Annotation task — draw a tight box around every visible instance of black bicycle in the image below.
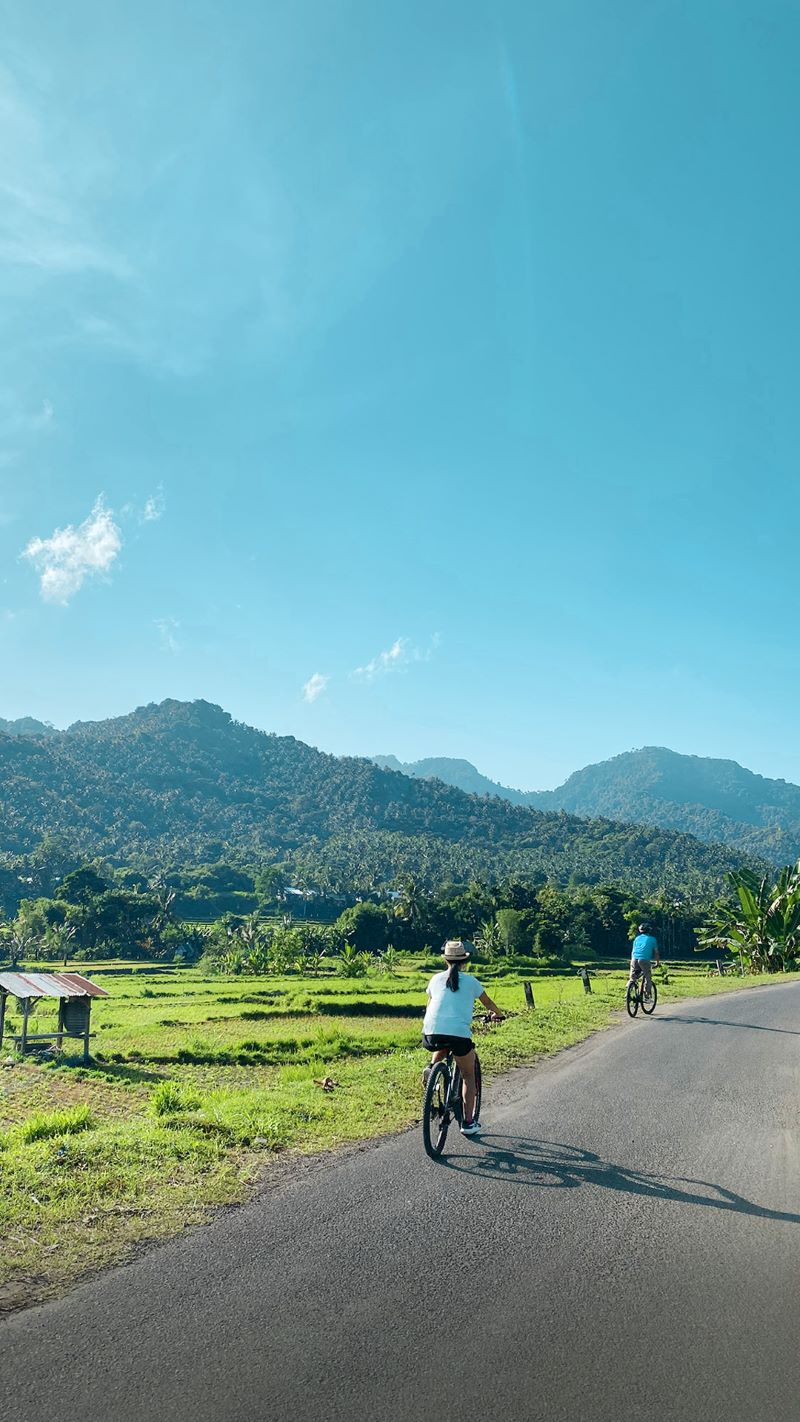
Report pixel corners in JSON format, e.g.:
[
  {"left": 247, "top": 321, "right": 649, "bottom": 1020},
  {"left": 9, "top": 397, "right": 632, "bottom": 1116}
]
[
  {"left": 422, "top": 1051, "right": 482, "bottom": 1159},
  {"left": 626, "top": 973, "right": 658, "bottom": 1018}
]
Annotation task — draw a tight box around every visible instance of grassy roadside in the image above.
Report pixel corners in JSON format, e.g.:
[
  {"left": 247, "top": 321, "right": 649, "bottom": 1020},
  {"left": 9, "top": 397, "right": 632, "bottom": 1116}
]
[{"left": 1, "top": 963, "right": 797, "bottom": 1315}]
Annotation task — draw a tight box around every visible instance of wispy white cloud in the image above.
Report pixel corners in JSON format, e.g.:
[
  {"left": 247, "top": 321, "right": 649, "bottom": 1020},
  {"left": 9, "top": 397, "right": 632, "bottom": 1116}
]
[
  {"left": 155, "top": 616, "right": 180, "bottom": 653},
  {"left": 143, "top": 487, "right": 165, "bottom": 522},
  {"left": 303, "top": 672, "right": 330, "bottom": 704},
  {"left": 22, "top": 497, "right": 122, "bottom": 604},
  {"left": 353, "top": 634, "right": 440, "bottom": 681},
  {"left": 0, "top": 63, "right": 130, "bottom": 283}
]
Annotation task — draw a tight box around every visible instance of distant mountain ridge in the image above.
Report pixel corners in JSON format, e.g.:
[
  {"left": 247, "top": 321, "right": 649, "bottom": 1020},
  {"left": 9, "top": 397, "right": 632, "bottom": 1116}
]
[
  {"left": 0, "top": 699, "right": 748, "bottom": 893},
  {"left": 0, "top": 716, "right": 58, "bottom": 737},
  {"left": 372, "top": 755, "right": 531, "bottom": 804},
  {"left": 372, "top": 747, "right": 800, "bottom": 864}
]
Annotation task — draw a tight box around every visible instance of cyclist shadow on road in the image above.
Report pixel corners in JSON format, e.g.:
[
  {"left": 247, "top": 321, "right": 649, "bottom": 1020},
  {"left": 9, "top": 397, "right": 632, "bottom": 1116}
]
[
  {"left": 441, "top": 1135, "right": 800, "bottom": 1224},
  {"left": 655, "top": 1014, "right": 800, "bottom": 1037}
]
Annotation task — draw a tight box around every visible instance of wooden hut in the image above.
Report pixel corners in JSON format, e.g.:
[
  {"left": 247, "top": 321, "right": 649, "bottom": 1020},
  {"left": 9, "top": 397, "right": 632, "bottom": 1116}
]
[{"left": 0, "top": 972, "right": 109, "bottom": 1062}]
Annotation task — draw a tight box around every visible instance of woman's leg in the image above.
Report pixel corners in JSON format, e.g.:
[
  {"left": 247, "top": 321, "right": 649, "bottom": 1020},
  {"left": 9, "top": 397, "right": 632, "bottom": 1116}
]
[{"left": 453, "top": 1047, "right": 477, "bottom": 1122}]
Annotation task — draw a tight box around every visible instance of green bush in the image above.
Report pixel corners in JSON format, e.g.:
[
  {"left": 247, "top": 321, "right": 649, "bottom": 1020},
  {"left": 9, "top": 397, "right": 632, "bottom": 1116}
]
[
  {"left": 16, "top": 1104, "right": 95, "bottom": 1143},
  {"left": 151, "top": 1081, "right": 200, "bottom": 1116}
]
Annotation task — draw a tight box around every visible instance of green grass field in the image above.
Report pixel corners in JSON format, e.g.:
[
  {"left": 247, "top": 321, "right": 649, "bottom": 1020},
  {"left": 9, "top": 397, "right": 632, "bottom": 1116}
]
[{"left": 1, "top": 959, "right": 795, "bottom": 1314}]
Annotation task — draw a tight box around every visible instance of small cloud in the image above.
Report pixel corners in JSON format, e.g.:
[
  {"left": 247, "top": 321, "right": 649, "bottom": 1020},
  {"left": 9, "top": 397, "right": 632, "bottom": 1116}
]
[
  {"left": 34, "top": 399, "right": 54, "bottom": 428},
  {"left": 155, "top": 616, "right": 180, "bottom": 653},
  {"left": 354, "top": 638, "right": 410, "bottom": 680},
  {"left": 121, "top": 487, "right": 166, "bottom": 525},
  {"left": 353, "top": 634, "right": 439, "bottom": 681},
  {"left": 22, "top": 497, "right": 122, "bottom": 604},
  {"left": 303, "top": 672, "right": 330, "bottom": 704},
  {"left": 143, "top": 487, "right": 165, "bottom": 522}
]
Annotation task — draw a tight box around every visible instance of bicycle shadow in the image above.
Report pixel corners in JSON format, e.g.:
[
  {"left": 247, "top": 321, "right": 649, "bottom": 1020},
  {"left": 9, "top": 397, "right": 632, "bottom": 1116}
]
[
  {"left": 441, "top": 1134, "right": 800, "bottom": 1224},
  {"left": 655, "top": 1014, "right": 800, "bottom": 1037}
]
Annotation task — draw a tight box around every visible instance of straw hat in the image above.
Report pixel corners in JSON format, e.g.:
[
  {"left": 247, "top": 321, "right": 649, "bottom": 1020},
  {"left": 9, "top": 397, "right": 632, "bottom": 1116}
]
[{"left": 442, "top": 939, "right": 471, "bottom": 962}]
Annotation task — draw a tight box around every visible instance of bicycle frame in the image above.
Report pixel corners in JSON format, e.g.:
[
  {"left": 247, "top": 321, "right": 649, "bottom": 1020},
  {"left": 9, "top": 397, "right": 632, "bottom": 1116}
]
[{"left": 422, "top": 1049, "right": 482, "bottom": 1158}]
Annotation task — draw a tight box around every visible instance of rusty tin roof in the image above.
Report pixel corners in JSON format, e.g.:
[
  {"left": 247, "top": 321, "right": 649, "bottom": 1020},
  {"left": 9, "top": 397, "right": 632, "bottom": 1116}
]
[{"left": 0, "top": 971, "right": 109, "bottom": 999}]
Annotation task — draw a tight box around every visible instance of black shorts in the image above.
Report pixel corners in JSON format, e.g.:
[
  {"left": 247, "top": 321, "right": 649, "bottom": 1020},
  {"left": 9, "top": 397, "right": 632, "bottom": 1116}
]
[{"left": 423, "top": 1033, "right": 474, "bottom": 1056}]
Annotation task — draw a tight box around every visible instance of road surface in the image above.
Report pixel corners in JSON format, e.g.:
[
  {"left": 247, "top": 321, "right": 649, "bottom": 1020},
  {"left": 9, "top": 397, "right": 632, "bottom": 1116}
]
[{"left": 3, "top": 982, "right": 800, "bottom": 1421}]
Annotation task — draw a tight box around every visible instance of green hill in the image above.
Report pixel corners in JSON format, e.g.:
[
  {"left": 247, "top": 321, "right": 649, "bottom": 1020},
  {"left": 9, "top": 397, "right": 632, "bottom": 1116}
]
[
  {"left": 529, "top": 746, "right": 800, "bottom": 864},
  {"left": 0, "top": 700, "right": 753, "bottom": 895},
  {"left": 374, "top": 746, "right": 800, "bottom": 865}
]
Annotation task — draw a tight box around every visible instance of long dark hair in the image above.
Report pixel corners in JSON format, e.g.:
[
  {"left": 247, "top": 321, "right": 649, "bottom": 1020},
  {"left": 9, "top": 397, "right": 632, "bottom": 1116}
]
[{"left": 445, "top": 962, "right": 461, "bottom": 992}]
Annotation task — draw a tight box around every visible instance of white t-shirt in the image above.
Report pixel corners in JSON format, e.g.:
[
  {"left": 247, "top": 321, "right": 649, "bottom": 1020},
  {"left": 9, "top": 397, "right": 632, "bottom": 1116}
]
[{"left": 423, "top": 969, "right": 485, "bottom": 1038}]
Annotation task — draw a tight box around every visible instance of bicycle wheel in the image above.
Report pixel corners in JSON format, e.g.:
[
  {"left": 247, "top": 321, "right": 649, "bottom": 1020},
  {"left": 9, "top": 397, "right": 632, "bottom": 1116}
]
[
  {"left": 473, "top": 1054, "right": 482, "bottom": 1122},
  {"left": 422, "top": 1060, "right": 451, "bottom": 1158},
  {"left": 641, "top": 981, "right": 658, "bottom": 1015},
  {"left": 626, "top": 982, "right": 639, "bottom": 1018}
]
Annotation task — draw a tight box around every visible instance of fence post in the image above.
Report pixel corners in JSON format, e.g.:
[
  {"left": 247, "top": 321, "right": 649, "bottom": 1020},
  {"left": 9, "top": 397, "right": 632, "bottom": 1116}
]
[
  {"left": 20, "top": 997, "right": 30, "bottom": 1053},
  {"left": 579, "top": 967, "right": 592, "bottom": 994},
  {"left": 524, "top": 981, "right": 535, "bottom": 1010}
]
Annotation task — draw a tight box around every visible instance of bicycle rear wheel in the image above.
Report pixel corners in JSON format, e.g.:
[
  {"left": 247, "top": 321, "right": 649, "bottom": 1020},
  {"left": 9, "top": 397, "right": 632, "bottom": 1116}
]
[
  {"left": 422, "top": 1060, "right": 451, "bottom": 1158},
  {"left": 641, "top": 981, "right": 658, "bottom": 1015},
  {"left": 626, "top": 982, "right": 639, "bottom": 1018}
]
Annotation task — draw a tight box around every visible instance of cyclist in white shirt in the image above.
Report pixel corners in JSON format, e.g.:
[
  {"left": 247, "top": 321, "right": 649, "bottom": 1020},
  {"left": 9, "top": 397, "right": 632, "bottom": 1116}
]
[{"left": 423, "top": 940, "right": 503, "bottom": 1135}]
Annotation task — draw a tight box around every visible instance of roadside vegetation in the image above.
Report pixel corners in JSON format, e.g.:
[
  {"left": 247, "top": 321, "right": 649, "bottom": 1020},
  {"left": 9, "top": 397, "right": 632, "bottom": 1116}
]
[{"left": 2, "top": 956, "right": 797, "bottom": 1315}]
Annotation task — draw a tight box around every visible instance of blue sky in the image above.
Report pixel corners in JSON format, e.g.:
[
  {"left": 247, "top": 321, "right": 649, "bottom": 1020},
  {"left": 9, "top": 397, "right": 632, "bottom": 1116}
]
[{"left": 2, "top": 0, "right": 800, "bottom": 790}]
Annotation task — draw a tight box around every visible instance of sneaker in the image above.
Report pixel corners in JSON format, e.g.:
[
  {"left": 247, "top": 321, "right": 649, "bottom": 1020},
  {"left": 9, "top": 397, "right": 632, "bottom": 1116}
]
[
  {"left": 460, "top": 1118, "right": 480, "bottom": 1136},
  {"left": 422, "top": 1066, "right": 432, "bottom": 1089}
]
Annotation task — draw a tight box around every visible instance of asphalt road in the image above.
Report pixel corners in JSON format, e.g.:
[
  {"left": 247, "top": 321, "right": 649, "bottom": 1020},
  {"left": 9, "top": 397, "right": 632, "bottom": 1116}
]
[{"left": 4, "top": 982, "right": 800, "bottom": 1422}]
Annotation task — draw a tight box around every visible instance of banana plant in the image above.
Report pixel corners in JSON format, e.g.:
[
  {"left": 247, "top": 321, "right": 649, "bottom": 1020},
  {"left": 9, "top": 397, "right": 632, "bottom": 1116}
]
[{"left": 699, "top": 861, "right": 800, "bottom": 972}]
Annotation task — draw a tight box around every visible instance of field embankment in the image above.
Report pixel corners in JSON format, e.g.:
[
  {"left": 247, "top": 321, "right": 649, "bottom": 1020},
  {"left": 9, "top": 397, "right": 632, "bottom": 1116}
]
[{"left": 1, "top": 960, "right": 795, "bottom": 1314}]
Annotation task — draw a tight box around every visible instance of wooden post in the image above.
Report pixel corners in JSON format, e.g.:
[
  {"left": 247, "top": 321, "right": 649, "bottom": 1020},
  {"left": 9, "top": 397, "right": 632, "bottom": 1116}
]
[
  {"left": 523, "top": 981, "right": 535, "bottom": 1010},
  {"left": 20, "top": 998, "right": 30, "bottom": 1054},
  {"left": 84, "top": 1000, "right": 91, "bottom": 1063},
  {"left": 579, "top": 967, "right": 592, "bottom": 994},
  {"left": 56, "top": 1000, "right": 64, "bottom": 1052},
  {"left": 0, "top": 991, "right": 5, "bottom": 1052}
]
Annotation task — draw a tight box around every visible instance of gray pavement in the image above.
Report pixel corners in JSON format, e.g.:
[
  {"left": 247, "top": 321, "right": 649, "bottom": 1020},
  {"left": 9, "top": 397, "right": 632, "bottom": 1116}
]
[{"left": 3, "top": 982, "right": 800, "bottom": 1422}]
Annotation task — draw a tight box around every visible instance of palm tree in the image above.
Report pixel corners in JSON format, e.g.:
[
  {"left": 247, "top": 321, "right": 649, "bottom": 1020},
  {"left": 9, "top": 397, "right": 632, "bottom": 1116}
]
[
  {"left": 5, "top": 921, "right": 37, "bottom": 969},
  {"left": 45, "top": 920, "right": 77, "bottom": 968}
]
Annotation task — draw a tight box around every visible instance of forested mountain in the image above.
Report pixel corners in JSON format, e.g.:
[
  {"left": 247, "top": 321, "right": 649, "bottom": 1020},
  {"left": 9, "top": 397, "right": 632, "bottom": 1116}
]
[
  {"left": 376, "top": 746, "right": 800, "bottom": 865},
  {"left": 0, "top": 700, "right": 751, "bottom": 895},
  {"left": 530, "top": 747, "right": 800, "bottom": 864},
  {"left": 0, "top": 716, "right": 58, "bottom": 737}
]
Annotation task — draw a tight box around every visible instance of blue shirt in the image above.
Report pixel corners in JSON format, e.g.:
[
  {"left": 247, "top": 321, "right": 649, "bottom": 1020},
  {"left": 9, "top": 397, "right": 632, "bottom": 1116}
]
[
  {"left": 632, "top": 933, "right": 658, "bottom": 961},
  {"left": 423, "top": 970, "right": 485, "bottom": 1037}
]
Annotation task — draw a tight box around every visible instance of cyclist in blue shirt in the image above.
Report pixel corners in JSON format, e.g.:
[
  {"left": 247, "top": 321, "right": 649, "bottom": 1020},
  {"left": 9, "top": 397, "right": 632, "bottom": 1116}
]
[
  {"left": 628, "top": 922, "right": 660, "bottom": 994},
  {"left": 422, "top": 939, "right": 503, "bottom": 1135}
]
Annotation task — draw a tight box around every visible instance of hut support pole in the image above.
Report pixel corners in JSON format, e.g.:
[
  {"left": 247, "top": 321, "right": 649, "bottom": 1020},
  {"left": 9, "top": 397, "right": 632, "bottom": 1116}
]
[
  {"left": 0, "top": 991, "right": 5, "bottom": 1051},
  {"left": 84, "top": 1001, "right": 91, "bottom": 1063},
  {"left": 56, "top": 1000, "right": 64, "bottom": 1051},
  {"left": 20, "top": 998, "right": 30, "bottom": 1054}
]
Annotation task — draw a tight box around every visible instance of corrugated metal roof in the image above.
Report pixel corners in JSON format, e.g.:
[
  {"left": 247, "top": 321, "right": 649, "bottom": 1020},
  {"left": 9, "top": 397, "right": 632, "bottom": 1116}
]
[{"left": 0, "top": 971, "right": 109, "bottom": 999}]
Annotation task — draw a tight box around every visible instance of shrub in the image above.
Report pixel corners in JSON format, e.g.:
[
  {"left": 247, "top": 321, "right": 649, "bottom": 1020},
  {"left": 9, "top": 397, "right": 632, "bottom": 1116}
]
[
  {"left": 151, "top": 1081, "right": 200, "bottom": 1116},
  {"left": 16, "top": 1104, "right": 95, "bottom": 1143}
]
